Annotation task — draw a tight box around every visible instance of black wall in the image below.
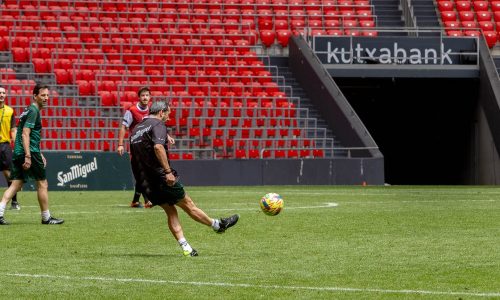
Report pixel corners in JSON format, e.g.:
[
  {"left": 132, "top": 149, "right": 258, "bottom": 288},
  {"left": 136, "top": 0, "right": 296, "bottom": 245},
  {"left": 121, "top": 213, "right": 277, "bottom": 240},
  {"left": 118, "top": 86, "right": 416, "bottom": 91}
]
[{"left": 335, "top": 77, "right": 478, "bottom": 185}]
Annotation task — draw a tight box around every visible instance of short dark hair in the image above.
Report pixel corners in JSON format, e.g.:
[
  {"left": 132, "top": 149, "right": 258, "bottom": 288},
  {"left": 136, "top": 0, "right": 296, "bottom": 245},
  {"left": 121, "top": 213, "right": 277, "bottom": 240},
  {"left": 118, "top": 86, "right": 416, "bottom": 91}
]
[
  {"left": 33, "top": 84, "right": 49, "bottom": 97},
  {"left": 137, "top": 87, "right": 150, "bottom": 97}
]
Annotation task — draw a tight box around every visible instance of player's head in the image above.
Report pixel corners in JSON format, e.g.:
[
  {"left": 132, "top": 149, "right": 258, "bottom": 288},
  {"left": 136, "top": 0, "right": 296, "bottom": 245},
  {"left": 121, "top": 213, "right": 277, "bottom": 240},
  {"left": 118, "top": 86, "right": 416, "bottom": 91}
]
[
  {"left": 137, "top": 87, "right": 151, "bottom": 106},
  {"left": 33, "top": 84, "right": 49, "bottom": 108},
  {"left": 0, "top": 86, "right": 6, "bottom": 103},
  {"left": 150, "top": 100, "right": 170, "bottom": 122}
]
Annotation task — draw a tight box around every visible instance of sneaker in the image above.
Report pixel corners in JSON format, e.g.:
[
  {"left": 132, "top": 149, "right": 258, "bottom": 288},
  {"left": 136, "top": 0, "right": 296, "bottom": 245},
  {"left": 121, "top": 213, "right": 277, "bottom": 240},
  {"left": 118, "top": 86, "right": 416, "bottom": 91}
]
[
  {"left": 215, "top": 214, "right": 239, "bottom": 234},
  {"left": 41, "top": 216, "right": 64, "bottom": 225},
  {"left": 130, "top": 201, "right": 143, "bottom": 208},
  {"left": 0, "top": 217, "right": 9, "bottom": 225},
  {"left": 10, "top": 201, "right": 20, "bottom": 210},
  {"left": 144, "top": 201, "right": 153, "bottom": 209},
  {"left": 183, "top": 248, "right": 198, "bottom": 257}
]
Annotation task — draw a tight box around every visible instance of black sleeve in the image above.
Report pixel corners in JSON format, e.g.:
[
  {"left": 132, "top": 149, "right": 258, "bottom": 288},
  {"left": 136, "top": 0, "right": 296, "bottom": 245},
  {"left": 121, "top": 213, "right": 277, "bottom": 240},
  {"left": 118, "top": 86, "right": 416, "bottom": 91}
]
[{"left": 151, "top": 122, "right": 168, "bottom": 145}]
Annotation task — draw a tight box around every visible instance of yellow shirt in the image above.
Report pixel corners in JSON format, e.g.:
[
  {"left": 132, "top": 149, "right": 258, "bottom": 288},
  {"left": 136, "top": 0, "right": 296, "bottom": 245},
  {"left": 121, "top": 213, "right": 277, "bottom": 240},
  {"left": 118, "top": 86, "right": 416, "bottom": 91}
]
[{"left": 0, "top": 104, "right": 16, "bottom": 143}]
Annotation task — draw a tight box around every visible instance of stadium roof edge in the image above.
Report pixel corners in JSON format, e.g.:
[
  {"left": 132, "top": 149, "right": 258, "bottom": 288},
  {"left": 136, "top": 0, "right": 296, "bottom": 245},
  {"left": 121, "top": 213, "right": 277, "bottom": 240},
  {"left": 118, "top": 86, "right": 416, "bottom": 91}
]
[{"left": 324, "top": 64, "right": 479, "bottom": 78}]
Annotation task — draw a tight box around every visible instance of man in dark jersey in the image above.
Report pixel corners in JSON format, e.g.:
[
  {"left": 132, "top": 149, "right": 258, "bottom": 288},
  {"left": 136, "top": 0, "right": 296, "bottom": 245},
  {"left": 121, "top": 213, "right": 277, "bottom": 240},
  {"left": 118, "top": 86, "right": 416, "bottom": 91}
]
[
  {"left": 0, "top": 84, "right": 63, "bottom": 225},
  {"left": 130, "top": 100, "right": 238, "bottom": 256}
]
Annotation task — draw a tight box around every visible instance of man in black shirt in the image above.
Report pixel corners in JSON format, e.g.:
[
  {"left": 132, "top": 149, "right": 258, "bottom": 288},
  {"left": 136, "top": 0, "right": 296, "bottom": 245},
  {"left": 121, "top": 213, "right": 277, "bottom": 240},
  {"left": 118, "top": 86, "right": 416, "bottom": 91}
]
[{"left": 130, "top": 100, "right": 239, "bottom": 257}]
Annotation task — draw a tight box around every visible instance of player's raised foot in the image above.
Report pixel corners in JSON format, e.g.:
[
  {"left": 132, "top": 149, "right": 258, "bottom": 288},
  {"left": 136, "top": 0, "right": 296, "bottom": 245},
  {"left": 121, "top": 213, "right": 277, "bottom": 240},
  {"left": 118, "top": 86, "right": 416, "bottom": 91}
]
[
  {"left": 130, "top": 201, "right": 143, "bottom": 208},
  {"left": 183, "top": 248, "right": 198, "bottom": 257},
  {"left": 0, "top": 216, "right": 9, "bottom": 225},
  {"left": 215, "top": 214, "right": 239, "bottom": 234},
  {"left": 41, "top": 216, "right": 64, "bottom": 225},
  {"left": 10, "top": 201, "right": 20, "bottom": 210}
]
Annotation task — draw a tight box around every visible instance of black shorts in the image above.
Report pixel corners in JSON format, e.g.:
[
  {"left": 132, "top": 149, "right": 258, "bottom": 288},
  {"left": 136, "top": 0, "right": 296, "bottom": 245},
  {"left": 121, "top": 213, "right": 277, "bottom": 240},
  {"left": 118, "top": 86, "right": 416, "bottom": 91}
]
[{"left": 0, "top": 142, "right": 13, "bottom": 171}]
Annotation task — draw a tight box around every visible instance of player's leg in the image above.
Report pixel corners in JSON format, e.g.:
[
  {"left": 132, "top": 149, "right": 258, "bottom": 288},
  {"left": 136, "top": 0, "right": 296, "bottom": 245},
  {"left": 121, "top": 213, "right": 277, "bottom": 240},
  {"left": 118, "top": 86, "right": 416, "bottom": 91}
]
[
  {"left": 175, "top": 194, "right": 239, "bottom": 233},
  {"left": 31, "top": 153, "right": 63, "bottom": 225},
  {"left": 0, "top": 179, "right": 23, "bottom": 225},
  {"left": 35, "top": 179, "right": 63, "bottom": 225},
  {"left": 160, "top": 203, "right": 198, "bottom": 256},
  {"left": 130, "top": 181, "right": 143, "bottom": 208},
  {"left": 1, "top": 144, "right": 19, "bottom": 210},
  {"left": 3, "top": 170, "right": 20, "bottom": 210}
]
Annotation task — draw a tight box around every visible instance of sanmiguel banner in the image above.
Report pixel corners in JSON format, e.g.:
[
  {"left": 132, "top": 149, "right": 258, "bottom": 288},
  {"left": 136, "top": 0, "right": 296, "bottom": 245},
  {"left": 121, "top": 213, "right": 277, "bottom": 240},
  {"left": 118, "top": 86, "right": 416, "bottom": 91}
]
[
  {"left": 313, "top": 36, "right": 478, "bottom": 65},
  {"left": 21, "top": 152, "right": 134, "bottom": 191}
]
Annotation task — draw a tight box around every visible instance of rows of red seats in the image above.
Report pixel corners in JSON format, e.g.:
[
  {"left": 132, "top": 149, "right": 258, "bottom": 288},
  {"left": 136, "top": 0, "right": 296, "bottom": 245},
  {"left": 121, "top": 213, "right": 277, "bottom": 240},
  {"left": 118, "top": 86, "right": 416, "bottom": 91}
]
[
  {"left": 0, "top": 0, "right": 344, "bottom": 157},
  {"left": 437, "top": 0, "right": 499, "bottom": 47}
]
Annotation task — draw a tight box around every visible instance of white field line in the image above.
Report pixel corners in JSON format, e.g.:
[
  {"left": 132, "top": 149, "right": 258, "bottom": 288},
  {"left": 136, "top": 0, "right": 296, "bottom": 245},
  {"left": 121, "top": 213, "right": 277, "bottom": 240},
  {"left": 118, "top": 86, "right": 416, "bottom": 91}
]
[
  {"left": 3, "top": 273, "right": 499, "bottom": 298},
  {"left": 16, "top": 199, "right": 499, "bottom": 215},
  {"left": 16, "top": 203, "right": 339, "bottom": 214}
]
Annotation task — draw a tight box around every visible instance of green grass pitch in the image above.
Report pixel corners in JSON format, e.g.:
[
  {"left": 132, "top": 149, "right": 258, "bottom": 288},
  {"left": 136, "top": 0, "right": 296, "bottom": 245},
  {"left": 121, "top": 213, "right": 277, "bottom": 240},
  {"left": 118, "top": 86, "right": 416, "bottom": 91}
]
[{"left": 0, "top": 186, "right": 499, "bottom": 299}]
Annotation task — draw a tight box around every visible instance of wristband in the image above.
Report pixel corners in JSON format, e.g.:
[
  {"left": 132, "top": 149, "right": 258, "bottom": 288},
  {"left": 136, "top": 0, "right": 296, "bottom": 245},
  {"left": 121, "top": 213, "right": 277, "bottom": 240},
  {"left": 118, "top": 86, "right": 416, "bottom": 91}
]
[
  {"left": 118, "top": 144, "right": 123, "bottom": 146},
  {"left": 25, "top": 155, "right": 31, "bottom": 158}
]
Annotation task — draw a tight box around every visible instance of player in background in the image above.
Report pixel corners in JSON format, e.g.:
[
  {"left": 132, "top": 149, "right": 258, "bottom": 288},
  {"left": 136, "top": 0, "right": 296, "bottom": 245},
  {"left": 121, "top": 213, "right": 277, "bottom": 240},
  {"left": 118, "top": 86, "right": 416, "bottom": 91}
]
[
  {"left": 0, "top": 86, "right": 20, "bottom": 210},
  {"left": 129, "top": 100, "right": 239, "bottom": 256},
  {"left": 117, "top": 87, "right": 153, "bottom": 208},
  {"left": 0, "top": 84, "right": 64, "bottom": 225}
]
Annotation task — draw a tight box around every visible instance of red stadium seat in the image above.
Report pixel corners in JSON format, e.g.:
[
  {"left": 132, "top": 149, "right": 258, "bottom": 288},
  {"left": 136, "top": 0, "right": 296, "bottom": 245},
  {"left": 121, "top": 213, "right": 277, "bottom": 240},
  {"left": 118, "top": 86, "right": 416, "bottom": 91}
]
[
  {"left": 455, "top": 0, "right": 471, "bottom": 11},
  {"left": 446, "top": 30, "right": 464, "bottom": 36},
  {"left": 476, "top": 11, "right": 492, "bottom": 22},
  {"left": 437, "top": 0, "right": 454, "bottom": 11},
  {"left": 473, "top": 1, "right": 489, "bottom": 12},
  {"left": 458, "top": 11, "right": 474, "bottom": 22},
  {"left": 276, "top": 30, "right": 292, "bottom": 47},
  {"left": 492, "top": 1, "right": 500, "bottom": 12},
  {"left": 260, "top": 30, "right": 275, "bottom": 47},
  {"left": 479, "top": 21, "right": 494, "bottom": 31},
  {"left": 484, "top": 31, "right": 498, "bottom": 47}
]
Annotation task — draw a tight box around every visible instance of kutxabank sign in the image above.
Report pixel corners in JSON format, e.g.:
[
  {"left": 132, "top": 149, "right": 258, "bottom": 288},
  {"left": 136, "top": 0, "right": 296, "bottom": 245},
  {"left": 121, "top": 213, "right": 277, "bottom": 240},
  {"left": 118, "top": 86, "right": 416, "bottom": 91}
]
[{"left": 313, "top": 36, "right": 478, "bottom": 65}]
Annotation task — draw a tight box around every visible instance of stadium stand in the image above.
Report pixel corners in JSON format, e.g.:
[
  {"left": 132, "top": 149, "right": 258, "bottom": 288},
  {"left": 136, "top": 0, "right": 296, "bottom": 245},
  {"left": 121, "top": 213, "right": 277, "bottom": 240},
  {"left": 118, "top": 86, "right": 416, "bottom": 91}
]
[{"left": 3, "top": 0, "right": 380, "bottom": 159}]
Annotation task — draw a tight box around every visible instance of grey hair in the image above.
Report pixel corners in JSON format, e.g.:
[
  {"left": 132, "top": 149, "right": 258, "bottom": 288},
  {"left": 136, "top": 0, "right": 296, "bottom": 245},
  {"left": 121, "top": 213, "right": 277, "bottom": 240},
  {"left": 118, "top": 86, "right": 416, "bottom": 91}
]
[{"left": 149, "top": 100, "right": 169, "bottom": 114}]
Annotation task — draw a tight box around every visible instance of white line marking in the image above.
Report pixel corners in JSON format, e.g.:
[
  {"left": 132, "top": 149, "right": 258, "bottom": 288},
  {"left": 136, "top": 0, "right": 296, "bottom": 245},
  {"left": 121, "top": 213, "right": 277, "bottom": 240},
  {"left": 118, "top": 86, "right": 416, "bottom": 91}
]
[
  {"left": 3, "top": 273, "right": 499, "bottom": 297},
  {"left": 19, "top": 203, "right": 339, "bottom": 214}
]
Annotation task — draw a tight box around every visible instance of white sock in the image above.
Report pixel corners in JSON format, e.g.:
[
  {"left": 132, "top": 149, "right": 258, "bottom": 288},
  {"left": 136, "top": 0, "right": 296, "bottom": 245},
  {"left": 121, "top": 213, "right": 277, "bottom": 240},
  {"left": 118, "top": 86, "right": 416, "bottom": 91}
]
[
  {"left": 178, "top": 238, "right": 193, "bottom": 253},
  {"left": 0, "top": 203, "right": 6, "bottom": 217},
  {"left": 211, "top": 219, "right": 220, "bottom": 231},
  {"left": 41, "top": 210, "right": 50, "bottom": 221}
]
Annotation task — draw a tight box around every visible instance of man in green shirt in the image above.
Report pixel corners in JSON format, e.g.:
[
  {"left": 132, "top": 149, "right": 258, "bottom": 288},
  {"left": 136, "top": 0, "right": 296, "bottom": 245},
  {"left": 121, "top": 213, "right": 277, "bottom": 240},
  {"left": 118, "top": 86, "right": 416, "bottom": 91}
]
[{"left": 0, "top": 84, "right": 63, "bottom": 225}]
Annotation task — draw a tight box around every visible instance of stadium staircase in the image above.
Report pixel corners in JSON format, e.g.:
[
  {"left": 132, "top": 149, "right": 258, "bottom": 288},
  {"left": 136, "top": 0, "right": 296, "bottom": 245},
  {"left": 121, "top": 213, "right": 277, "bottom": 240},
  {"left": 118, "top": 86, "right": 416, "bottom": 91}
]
[
  {"left": 412, "top": 0, "right": 441, "bottom": 27},
  {"left": 371, "top": 0, "right": 405, "bottom": 28}
]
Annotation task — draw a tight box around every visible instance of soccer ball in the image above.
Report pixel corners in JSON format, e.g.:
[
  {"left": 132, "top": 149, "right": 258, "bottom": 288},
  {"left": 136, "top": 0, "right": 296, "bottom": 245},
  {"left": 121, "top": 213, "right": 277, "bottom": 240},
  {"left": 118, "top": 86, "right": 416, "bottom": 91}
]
[{"left": 260, "top": 193, "right": 284, "bottom": 216}]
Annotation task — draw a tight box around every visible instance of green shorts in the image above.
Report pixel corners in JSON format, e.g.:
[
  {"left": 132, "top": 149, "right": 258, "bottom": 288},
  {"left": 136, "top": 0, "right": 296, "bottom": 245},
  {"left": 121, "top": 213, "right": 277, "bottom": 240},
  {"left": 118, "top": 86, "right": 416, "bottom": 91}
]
[
  {"left": 146, "top": 180, "right": 186, "bottom": 206},
  {"left": 10, "top": 152, "right": 46, "bottom": 182}
]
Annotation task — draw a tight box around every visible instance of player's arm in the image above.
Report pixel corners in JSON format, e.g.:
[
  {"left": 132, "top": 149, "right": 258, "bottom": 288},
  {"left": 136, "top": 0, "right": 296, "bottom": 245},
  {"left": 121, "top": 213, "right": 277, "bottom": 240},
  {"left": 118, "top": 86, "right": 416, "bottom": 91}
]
[
  {"left": 167, "top": 134, "right": 175, "bottom": 145},
  {"left": 153, "top": 144, "right": 176, "bottom": 186},
  {"left": 10, "top": 127, "right": 17, "bottom": 145},
  {"left": 117, "top": 111, "right": 132, "bottom": 156},
  {"left": 117, "top": 124, "right": 128, "bottom": 155},
  {"left": 10, "top": 114, "right": 16, "bottom": 145},
  {"left": 22, "top": 127, "right": 31, "bottom": 170}
]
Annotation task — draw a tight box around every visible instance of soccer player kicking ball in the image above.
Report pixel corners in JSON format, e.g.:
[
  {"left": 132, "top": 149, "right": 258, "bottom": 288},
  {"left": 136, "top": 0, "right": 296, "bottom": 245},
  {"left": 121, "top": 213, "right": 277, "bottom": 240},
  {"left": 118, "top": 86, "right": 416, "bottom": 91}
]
[{"left": 129, "top": 100, "right": 238, "bottom": 256}]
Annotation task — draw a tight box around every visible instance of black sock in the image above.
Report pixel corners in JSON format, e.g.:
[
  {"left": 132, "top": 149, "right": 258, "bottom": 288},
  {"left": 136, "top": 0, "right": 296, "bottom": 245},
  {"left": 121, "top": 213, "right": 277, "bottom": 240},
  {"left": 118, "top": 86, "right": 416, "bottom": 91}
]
[{"left": 132, "top": 191, "right": 141, "bottom": 203}]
